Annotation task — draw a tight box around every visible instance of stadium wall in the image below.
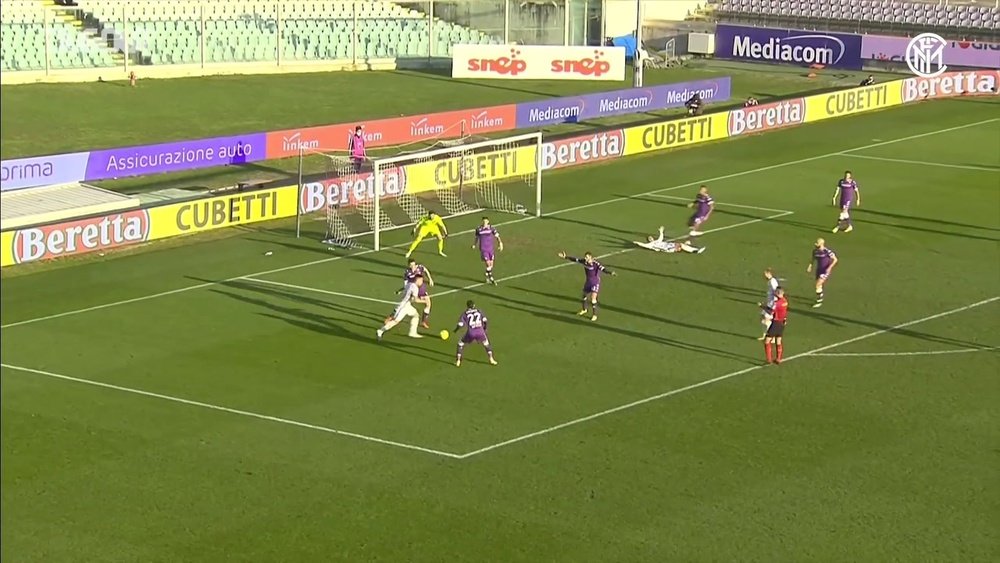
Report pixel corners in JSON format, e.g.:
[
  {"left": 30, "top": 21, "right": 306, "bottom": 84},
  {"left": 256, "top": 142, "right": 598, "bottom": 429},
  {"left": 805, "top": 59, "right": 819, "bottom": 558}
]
[{"left": 2, "top": 70, "right": 997, "bottom": 267}]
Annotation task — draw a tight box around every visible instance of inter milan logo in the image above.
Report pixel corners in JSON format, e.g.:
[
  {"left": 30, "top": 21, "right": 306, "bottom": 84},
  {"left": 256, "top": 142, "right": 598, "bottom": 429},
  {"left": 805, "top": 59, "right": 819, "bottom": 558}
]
[{"left": 905, "top": 33, "right": 948, "bottom": 78}]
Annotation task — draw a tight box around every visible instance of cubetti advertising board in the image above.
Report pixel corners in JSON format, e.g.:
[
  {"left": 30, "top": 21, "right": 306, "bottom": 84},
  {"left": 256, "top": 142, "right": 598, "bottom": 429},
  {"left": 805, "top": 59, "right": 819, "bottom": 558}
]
[
  {"left": 452, "top": 45, "right": 627, "bottom": 81},
  {"left": 715, "top": 25, "right": 863, "bottom": 70}
]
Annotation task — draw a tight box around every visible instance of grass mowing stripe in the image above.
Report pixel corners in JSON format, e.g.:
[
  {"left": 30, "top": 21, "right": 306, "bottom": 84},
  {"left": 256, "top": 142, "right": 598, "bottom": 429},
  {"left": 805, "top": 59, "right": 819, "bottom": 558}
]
[
  {"left": 0, "top": 363, "right": 465, "bottom": 459},
  {"left": 455, "top": 296, "right": 1000, "bottom": 459},
  {"left": 3, "top": 117, "right": 995, "bottom": 331},
  {"left": 239, "top": 277, "right": 399, "bottom": 305},
  {"left": 840, "top": 153, "right": 1000, "bottom": 172}
]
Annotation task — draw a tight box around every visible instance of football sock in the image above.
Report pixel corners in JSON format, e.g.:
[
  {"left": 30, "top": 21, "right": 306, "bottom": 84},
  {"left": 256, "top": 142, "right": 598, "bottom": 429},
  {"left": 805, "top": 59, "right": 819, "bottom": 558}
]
[
  {"left": 816, "top": 289, "right": 824, "bottom": 302},
  {"left": 592, "top": 302, "right": 599, "bottom": 316},
  {"left": 764, "top": 342, "right": 773, "bottom": 363},
  {"left": 421, "top": 310, "right": 430, "bottom": 323},
  {"left": 405, "top": 237, "right": 421, "bottom": 256},
  {"left": 581, "top": 298, "right": 589, "bottom": 311},
  {"left": 456, "top": 342, "right": 465, "bottom": 360},
  {"left": 437, "top": 238, "right": 445, "bottom": 254},
  {"left": 485, "top": 345, "right": 494, "bottom": 359},
  {"left": 776, "top": 344, "right": 784, "bottom": 362},
  {"left": 486, "top": 266, "right": 494, "bottom": 281}
]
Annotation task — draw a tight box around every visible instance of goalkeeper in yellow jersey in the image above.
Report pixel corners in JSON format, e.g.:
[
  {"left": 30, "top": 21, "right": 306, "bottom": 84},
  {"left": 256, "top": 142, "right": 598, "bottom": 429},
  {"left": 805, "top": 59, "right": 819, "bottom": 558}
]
[{"left": 405, "top": 211, "right": 449, "bottom": 258}]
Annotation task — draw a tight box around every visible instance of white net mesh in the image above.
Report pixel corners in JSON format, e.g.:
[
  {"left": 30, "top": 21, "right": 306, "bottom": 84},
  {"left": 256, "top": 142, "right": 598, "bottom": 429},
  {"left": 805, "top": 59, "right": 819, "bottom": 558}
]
[{"left": 315, "top": 134, "right": 540, "bottom": 248}]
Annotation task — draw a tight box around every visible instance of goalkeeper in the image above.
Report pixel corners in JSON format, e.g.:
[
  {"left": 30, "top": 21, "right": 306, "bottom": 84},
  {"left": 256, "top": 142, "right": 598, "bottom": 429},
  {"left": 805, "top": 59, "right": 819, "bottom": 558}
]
[
  {"left": 406, "top": 211, "right": 449, "bottom": 258},
  {"left": 634, "top": 227, "right": 706, "bottom": 254}
]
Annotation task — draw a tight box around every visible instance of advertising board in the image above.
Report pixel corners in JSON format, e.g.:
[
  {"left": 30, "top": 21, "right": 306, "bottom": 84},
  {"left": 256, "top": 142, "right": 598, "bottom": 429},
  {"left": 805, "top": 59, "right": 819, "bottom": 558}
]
[
  {"left": 728, "top": 98, "right": 807, "bottom": 136},
  {"left": 715, "top": 25, "right": 863, "bottom": 70},
  {"left": 299, "top": 167, "right": 409, "bottom": 214},
  {"left": 900, "top": 70, "right": 1000, "bottom": 102},
  {"left": 85, "top": 133, "right": 268, "bottom": 182},
  {"left": 403, "top": 145, "right": 539, "bottom": 192},
  {"left": 803, "top": 82, "right": 903, "bottom": 122},
  {"left": 265, "top": 105, "right": 518, "bottom": 159},
  {"left": 862, "top": 35, "right": 1000, "bottom": 69},
  {"left": 452, "top": 45, "right": 627, "bottom": 81},
  {"left": 539, "top": 130, "right": 625, "bottom": 170},
  {"left": 1, "top": 152, "right": 92, "bottom": 192},
  {"left": 6, "top": 209, "right": 151, "bottom": 264},
  {"left": 514, "top": 78, "right": 731, "bottom": 128},
  {"left": 623, "top": 113, "right": 730, "bottom": 156}
]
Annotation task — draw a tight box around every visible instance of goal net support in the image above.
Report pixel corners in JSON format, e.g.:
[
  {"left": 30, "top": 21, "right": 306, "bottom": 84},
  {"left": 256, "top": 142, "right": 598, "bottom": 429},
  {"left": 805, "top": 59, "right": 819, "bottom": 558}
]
[{"left": 300, "top": 132, "right": 543, "bottom": 250}]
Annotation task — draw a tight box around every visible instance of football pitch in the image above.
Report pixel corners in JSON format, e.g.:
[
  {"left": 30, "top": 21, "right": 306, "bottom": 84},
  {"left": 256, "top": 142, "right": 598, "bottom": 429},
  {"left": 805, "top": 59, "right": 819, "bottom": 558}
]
[{"left": 2, "top": 98, "right": 999, "bottom": 561}]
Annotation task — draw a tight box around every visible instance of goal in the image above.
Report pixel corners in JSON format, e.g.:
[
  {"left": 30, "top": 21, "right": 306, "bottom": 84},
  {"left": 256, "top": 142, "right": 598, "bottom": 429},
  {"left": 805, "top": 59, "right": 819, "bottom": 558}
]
[{"left": 297, "top": 132, "right": 543, "bottom": 250}]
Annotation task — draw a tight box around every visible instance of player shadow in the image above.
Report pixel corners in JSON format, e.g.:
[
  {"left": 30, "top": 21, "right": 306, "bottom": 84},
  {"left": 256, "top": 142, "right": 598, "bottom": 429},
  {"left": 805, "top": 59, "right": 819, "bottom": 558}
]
[
  {"left": 499, "top": 302, "right": 760, "bottom": 365},
  {"left": 542, "top": 214, "right": 641, "bottom": 237},
  {"left": 625, "top": 195, "right": 823, "bottom": 232},
  {"left": 345, "top": 250, "right": 413, "bottom": 270},
  {"left": 194, "top": 276, "right": 382, "bottom": 321},
  {"left": 794, "top": 308, "right": 990, "bottom": 350},
  {"left": 245, "top": 236, "right": 336, "bottom": 255},
  {"left": 610, "top": 264, "right": 762, "bottom": 299},
  {"left": 359, "top": 268, "right": 400, "bottom": 280},
  {"left": 850, "top": 217, "right": 999, "bottom": 243},
  {"left": 853, "top": 209, "right": 1000, "bottom": 233}
]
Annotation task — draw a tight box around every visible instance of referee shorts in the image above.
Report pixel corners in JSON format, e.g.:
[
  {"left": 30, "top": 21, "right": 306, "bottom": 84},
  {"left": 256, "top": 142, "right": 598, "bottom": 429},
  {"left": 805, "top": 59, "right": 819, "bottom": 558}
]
[{"left": 766, "top": 320, "right": 785, "bottom": 338}]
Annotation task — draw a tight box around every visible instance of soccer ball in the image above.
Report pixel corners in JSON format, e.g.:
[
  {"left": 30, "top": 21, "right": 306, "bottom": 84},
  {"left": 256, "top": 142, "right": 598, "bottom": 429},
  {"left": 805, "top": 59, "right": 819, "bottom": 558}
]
[{"left": 439, "top": 330, "right": 450, "bottom": 340}]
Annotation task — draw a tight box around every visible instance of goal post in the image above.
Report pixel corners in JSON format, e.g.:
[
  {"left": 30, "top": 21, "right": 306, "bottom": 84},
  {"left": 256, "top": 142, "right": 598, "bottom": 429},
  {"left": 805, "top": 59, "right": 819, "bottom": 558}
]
[{"left": 304, "top": 132, "right": 543, "bottom": 251}]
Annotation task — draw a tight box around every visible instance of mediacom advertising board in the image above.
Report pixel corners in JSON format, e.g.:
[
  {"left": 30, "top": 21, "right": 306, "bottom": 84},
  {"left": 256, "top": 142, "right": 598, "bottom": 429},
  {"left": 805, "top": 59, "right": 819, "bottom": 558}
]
[
  {"left": 623, "top": 113, "right": 730, "bottom": 156},
  {"left": 715, "top": 24, "right": 863, "bottom": 70},
  {"left": 861, "top": 35, "right": 1000, "bottom": 69},
  {"left": 452, "top": 44, "right": 627, "bottom": 81},
  {"left": 1, "top": 186, "right": 298, "bottom": 266},
  {"left": 514, "top": 78, "right": 731, "bottom": 128}
]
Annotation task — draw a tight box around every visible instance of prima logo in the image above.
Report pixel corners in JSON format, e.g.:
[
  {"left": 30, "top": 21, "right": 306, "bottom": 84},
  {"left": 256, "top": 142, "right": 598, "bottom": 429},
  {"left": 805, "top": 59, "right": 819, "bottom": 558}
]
[{"left": 906, "top": 33, "right": 948, "bottom": 78}]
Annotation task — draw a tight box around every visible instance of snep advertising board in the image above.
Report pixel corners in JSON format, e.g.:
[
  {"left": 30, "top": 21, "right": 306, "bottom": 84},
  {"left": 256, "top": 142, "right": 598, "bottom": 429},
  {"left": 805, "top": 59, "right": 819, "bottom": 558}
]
[
  {"left": 2, "top": 186, "right": 298, "bottom": 265},
  {"left": 623, "top": 113, "right": 730, "bottom": 156},
  {"left": 803, "top": 81, "right": 903, "bottom": 122},
  {"left": 715, "top": 24, "right": 863, "bottom": 70},
  {"left": 862, "top": 35, "right": 1000, "bottom": 69},
  {"left": 515, "top": 78, "right": 732, "bottom": 128},
  {"left": 452, "top": 45, "right": 627, "bottom": 81}
]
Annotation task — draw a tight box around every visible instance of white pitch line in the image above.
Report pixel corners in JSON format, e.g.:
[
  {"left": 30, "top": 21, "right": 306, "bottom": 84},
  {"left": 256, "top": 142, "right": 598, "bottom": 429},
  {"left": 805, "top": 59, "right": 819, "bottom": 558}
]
[
  {"left": 0, "top": 363, "right": 464, "bottom": 459},
  {"left": 239, "top": 277, "right": 398, "bottom": 305},
  {"left": 812, "top": 346, "right": 998, "bottom": 358},
  {"left": 3, "top": 118, "right": 995, "bottom": 331},
  {"left": 840, "top": 153, "right": 999, "bottom": 172},
  {"left": 455, "top": 296, "right": 1000, "bottom": 459},
  {"left": 645, "top": 194, "right": 793, "bottom": 214}
]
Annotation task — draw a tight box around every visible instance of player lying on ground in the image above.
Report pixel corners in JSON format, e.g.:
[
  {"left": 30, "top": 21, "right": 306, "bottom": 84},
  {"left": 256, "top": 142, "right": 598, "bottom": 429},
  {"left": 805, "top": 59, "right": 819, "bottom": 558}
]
[
  {"left": 687, "top": 185, "right": 715, "bottom": 237},
  {"left": 473, "top": 217, "right": 504, "bottom": 285},
  {"left": 388, "top": 260, "right": 435, "bottom": 328},
  {"left": 831, "top": 170, "right": 861, "bottom": 233},
  {"left": 405, "top": 211, "right": 449, "bottom": 258},
  {"left": 558, "top": 251, "right": 616, "bottom": 322},
  {"left": 454, "top": 300, "right": 498, "bottom": 367},
  {"left": 806, "top": 238, "right": 838, "bottom": 308},
  {"left": 758, "top": 286, "right": 788, "bottom": 365},
  {"left": 377, "top": 275, "right": 429, "bottom": 340},
  {"left": 634, "top": 226, "right": 706, "bottom": 254},
  {"left": 759, "top": 268, "right": 781, "bottom": 340}
]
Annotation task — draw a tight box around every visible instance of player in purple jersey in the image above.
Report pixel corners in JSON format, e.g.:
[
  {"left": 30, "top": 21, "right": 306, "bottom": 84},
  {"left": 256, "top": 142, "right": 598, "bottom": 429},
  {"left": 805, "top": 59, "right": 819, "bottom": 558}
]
[
  {"left": 454, "top": 300, "right": 498, "bottom": 367},
  {"left": 806, "top": 238, "right": 838, "bottom": 308},
  {"left": 557, "top": 251, "right": 617, "bottom": 322},
  {"left": 389, "top": 260, "right": 435, "bottom": 328},
  {"left": 831, "top": 171, "right": 861, "bottom": 233},
  {"left": 687, "top": 185, "right": 715, "bottom": 237},
  {"left": 472, "top": 217, "right": 504, "bottom": 285}
]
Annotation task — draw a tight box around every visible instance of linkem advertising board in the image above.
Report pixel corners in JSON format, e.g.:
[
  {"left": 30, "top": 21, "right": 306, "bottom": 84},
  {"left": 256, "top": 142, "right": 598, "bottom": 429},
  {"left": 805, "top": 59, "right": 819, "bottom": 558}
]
[{"left": 3, "top": 71, "right": 995, "bottom": 267}]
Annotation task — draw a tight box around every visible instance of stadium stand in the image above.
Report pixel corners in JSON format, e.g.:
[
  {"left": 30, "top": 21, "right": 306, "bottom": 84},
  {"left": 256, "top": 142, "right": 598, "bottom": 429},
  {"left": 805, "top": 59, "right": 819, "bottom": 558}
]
[
  {"left": 1, "top": 0, "right": 502, "bottom": 71},
  {"left": 711, "top": 0, "right": 1000, "bottom": 39}
]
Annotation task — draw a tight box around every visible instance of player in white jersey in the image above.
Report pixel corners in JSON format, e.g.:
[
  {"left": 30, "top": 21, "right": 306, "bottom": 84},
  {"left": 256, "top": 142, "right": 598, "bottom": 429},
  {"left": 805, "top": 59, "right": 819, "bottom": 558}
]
[
  {"left": 634, "top": 226, "right": 706, "bottom": 254},
  {"left": 377, "top": 275, "right": 428, "bottom": 340},
  {"left": 759, "top": 268, "right": 781, "bottom": 340}
]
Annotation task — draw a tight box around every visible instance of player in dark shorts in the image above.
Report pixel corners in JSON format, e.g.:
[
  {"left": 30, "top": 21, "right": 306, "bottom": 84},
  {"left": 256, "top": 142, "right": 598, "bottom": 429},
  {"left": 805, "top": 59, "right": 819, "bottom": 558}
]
[
  {"left": 759, "top": 287, "right": 788, "bottom": 364},
  {"left": 806, "top": 238, "right": 838, "bottom": 308},
  {"left": 558, "top": 251, "right": 616, "bottom": 322}
]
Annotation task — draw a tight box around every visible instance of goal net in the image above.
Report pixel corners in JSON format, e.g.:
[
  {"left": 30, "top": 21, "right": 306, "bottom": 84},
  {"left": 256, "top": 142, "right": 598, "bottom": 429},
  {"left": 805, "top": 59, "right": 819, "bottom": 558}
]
[{"left": 300, "top": 132, "right": 542, "bottom": 250}]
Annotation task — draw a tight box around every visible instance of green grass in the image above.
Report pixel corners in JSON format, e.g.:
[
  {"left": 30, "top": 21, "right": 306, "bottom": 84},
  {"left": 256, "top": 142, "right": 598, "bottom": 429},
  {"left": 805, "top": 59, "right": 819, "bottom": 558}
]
[
  {"left": 0, "top": 62, "right": 890, "bottom": 195},
  {"left": 2, "top": 93, "right": 999, "bottom": 561}
]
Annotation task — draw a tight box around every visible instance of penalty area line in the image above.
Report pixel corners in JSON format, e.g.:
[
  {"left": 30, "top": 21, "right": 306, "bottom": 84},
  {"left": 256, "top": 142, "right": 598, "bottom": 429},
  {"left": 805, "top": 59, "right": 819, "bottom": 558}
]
[
  {"left": 839, "top": 153, "right": 999, "bottom": 172},
  {"left": 0, "top": 363, "right": 465, "bottom": 460},
  {"left": 454, "top": 296, "right": 1000, "bottom": 459},
  {"left": 2, "top": 118, "right": 994, "bottom": 331},
  {"left": 643, "top": 194, "right": 795, "bottom": 215}
]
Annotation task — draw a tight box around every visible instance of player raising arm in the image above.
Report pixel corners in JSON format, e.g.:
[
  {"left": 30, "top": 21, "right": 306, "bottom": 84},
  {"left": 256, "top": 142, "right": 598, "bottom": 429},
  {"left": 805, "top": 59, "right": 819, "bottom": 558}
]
[
  {"left": 759, "top": 268, "right": 781, "bottom": 340},
  {"left": 558, "top": 251, "right": 616, "bottom": 322},
  {"left": 472, "top": 217, "right": 504, "bottom": 285},
  {"left": 454, "top": 300, "right": 498, "bottom": 367},
  {"left": 687, "top": 185, "right": 715, "bottom": 237},
  {"left": 831, "top": 170, "right": 861, "bottom": 233},
  {"left": 634, "top": 226, "right": 706, "bottom": 254},
  {"left": 405, "top": 211, "right": 449, "bottom": 258},
  {"left": 377, "top": 275, "right": 429, "bottom": 340},
  {"left": 758, "top": 286, "right": 788, "bottom": 364},
  {"left": 806, "top": 238, "right": 838, "bottom": 308}
]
